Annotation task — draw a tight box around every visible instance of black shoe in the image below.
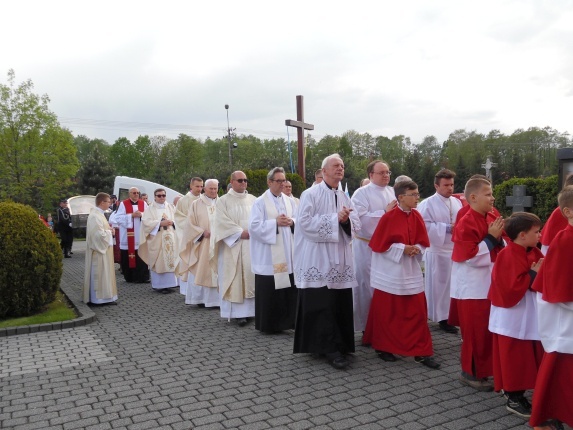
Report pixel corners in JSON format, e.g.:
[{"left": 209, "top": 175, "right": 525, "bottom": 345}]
[
  {"left": 156, "top": 289, "right": 171, "bottom": 294},
  {"left": 64, "top": 254, "right": 72, "bottom": 258},
  {"left": 329, "top": 355, "right": 349, "bottom": 370},
  {"left": 376, "top": 351, "right": 397, "bottom": 362},
  {"left": 415, "top": 356, "right": 441, "bottom": 369},
  {"left": 506, "top": 395, "right": 531, "bottom": 418},
  {"left": 439, "top": 320, "right": 459, "bottom": 334},
  {"left": 237, "top": 318, "right": 248, "bottom": 327},
  {"left": 197, "top": 303, "right": 205, "bottom": 308}
]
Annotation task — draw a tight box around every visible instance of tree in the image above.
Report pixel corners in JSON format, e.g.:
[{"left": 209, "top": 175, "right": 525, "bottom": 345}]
[
  {"left": 0, "top": 70, "right": 79, "bottom": 213},
  {"left": 77, "top": 141, "right": 115, "bottom": 195}
]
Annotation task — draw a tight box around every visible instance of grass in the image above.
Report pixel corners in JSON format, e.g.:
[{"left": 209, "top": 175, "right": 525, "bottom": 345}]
[{"left": 0, "top": 290, "right": 77, "bottom": 328}]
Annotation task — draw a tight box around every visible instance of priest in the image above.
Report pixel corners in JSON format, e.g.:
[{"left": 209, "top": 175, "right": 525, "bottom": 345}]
[
  {"left": 179, "top": 179, "right": 220, "bottom": 308},
  {"left": 211, "top": 171, "right": 257, "bottom": 326},
  {"left": 350, "top": 160, "right": 397, "bottom": 334},
  {"left": 417, "top": 168, "right": 462, "bottom": 334},
  {"left": 293, "top": 154, "right": 360, "bottom": 370},
  {"left": 139, "top": 188, "right": 179, "bottom": 293},
  {"left": 249, "top": 167, "right": 298, "bottom": 333},
  {"left": 114, "top": 187, "right": 150, "bottom": 283},
  {"left": 83, "top": 193, "right": 118, "bottom": 305},
  {"left": 174, "top": 177, "right": 204, "bottom": 295}
]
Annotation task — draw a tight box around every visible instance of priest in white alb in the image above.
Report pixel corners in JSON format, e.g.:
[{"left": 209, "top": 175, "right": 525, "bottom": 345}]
[
  {"left": 417, "top": 168, "right": 462, "bottom": 334},
  {"left": 350, "top": 160, "right": 397, "bottom": 334},
  {"left": 139, "top": 188, "right": 179, "bottom": 293},
  {"left": 174, "top": 177, "right": 203, "bottom": 295},
  {"left": 83, "top": 192, "right": 118, "bottom": 305},
  {"left": 178, "top": 179, "right": 220, "bottom": 307},
  {"left": 211, "top": 171, "right": 257, "bottom": 326},
  {"left": 249, "top": 167, "right": 298, "bottom": 333},
  {"left": 293, "top": 154, "right": 361, "bottom": 370}
]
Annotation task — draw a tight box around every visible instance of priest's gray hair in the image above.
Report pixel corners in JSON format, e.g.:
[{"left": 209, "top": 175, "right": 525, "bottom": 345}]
[
  {"left": 267, "top": 167, "right": 285, "bottom": 181},
  {"left": 204, "top": 178, "right": 219, "bottom": 187},
  {"left": 394, "top": 175, "right": 412, "bottom": 184},
  {"left": 321, "top": 153, "right": 342, "bottom": 168}
]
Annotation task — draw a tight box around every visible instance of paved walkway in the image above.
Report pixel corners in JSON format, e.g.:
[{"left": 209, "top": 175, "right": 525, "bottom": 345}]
[{"left": 0, "top": 242, "right": 538, "bottom": 430}]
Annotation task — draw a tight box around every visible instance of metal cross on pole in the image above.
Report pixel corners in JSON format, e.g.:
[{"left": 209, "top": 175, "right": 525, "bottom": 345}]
[{"left": 285, "top": 95, "right": 314, "bottom": 183}]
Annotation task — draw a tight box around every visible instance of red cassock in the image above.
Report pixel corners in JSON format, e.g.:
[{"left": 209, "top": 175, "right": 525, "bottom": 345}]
[
  {"left": 363, "top": 208, "right": 433, "bottom": 356},
  {"left": 450, "top": 208, "right": 497, "bottom": 378},
  {"left": 529, "top": 225, "right": 573, "bottom": 427},
  {"left": 540, "top": 206, "right": 568, "bottom": 248},
  {"left": 489, "top": 242, "right": 544, "bottom": 392}
]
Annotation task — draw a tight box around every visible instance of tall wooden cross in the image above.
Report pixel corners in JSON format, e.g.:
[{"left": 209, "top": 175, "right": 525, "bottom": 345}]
[{"left": 285, "top": 95, "right": 314, "bottom": 183}]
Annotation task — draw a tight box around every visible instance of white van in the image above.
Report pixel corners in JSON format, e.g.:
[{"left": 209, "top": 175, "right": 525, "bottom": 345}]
[{"left": 113, "top": 176, "right": 183, "bottom": 205}]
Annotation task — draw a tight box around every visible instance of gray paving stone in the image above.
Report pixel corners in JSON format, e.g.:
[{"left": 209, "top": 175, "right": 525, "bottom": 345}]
[{"left": 5, "top": 242, "right": 570, "bottom": 430}]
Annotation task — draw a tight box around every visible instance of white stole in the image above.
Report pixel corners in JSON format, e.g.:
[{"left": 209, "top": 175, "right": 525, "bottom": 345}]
[{"left": 263, "top": 192, "right": 292, "bottom": 289}]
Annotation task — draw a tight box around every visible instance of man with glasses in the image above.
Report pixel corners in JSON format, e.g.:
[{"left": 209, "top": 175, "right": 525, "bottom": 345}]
[
  {"left": 350, "top": 160, "right": 397, "bottom": 335},
  {"left": 139, "top": 188, "right": 179, "bottom": 293},
  {"left": 114, "top": 187, "right": 150, "bottom": 283},
  {"left": 417, "top": 169, "right": 462, "bottom": 334},
  {"left": 83, "top": 193, "right": 118, "bottom": 305},
  {"left": 212, "top": 171, "right": 257, "bottom": 326},
  {"left": 249, "top": 167, "right": 298, "bottom": 334}
]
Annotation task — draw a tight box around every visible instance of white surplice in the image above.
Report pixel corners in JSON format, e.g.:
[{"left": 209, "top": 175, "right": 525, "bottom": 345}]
[
  {"left": 211, "top": 189, "right": 257, "bottom": 319},
  {"left": 350, "top": 182, "right": 396, "bottom": 331},
  {"left": 114, "top": 200, "right": 148, "bottom": 250},
  {"left": 417, "top": 193, "right": 462, "bottom": 321},
  {"left": 249, "top": 190, "right": 297, "bottom": 277},
  {"left": 293, "top": 181, "right": 360, "bottom": 289}
]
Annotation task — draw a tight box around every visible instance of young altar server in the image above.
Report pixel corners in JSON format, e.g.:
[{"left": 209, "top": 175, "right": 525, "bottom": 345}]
[
  {"left": 363, "top": 180, "right": 440, "bottom": 369},
  {"left": 529, "top": 186, "right": 573, "bottom": 430},
  {"left": 488, "top": 212, "right": 544, "bottom": 418},
  {"left": 451, "top": 177, "right": 504, "bottom": 391}
]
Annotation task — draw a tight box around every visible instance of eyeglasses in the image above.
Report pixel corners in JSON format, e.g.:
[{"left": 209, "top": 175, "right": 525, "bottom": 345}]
[
  {"left": 130, "top": 191, "right": 140, "bottom": 194},
  {"left": 373, "top": 171, "right": 392, "bottom": 176},
  {"left": 235, "top": 179, "right": 248, "bottom": 183},
  {"left": 402, "top": 193, "right": 420, "bottom": 197},
  {"left": 271, "top": 179, "right": 287, "bottom": 184},
  {"left": 155, "top": 194, "right": 166, "bottom": 198}
]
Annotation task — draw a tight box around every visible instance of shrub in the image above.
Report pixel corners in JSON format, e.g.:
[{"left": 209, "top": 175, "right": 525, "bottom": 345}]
[
  {"left": 0, "top": 202, "right": 63, "bottom": 318},
  {"left": 493, "top": 175, "right": 559, "bottom": 222}
]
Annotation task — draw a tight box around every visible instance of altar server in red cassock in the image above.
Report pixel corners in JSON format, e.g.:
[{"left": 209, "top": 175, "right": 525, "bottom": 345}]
[
  {"left": 539, "top": 173, "right": 573, "bottom": 255},
  {"left": 529, "top": 186, "right": 573, "bottom": 430},
  {"left": 488, "top": 212, "right": 544, "bottom": 418},
  {"left": 363, "top": 180, "right": 440, "bottom": 369},
  {"left": 451, "top": 177, "right": 504, "bottom": 391}
]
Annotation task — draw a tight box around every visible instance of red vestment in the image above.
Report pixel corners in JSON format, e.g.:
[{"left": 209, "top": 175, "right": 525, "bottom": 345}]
[
  {"left": 540, "top": 206, "right": 567, "bottom": 248},
  {"left": 122, "top": 199, "right": 145, "bottom": 268}
]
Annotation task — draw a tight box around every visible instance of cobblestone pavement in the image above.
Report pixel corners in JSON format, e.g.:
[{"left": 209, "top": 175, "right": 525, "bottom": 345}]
[{"left": 0, "top": 241, "right": 543, "bottom": 430}]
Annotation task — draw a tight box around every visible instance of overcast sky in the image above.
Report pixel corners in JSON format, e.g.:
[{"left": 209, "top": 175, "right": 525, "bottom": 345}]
[{"left": 2, "top": 0, "right": 573, "bottom": 145}]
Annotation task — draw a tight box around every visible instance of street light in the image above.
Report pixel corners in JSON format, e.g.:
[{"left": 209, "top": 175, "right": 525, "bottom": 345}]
[{"left": 225, "top": 104, "right": 236, "bottom": 166}]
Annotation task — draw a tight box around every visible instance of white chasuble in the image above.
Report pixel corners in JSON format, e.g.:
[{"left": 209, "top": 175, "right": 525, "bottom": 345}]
[
  {"left": 211, "top": 189, "right": 256, "bottom": 303},
  {"left": 139, "top": 202, "right": 179, "bottom": 273}
]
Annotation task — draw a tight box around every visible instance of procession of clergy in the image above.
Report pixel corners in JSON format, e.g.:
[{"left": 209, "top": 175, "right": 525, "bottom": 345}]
[{"left": 82, "top": 153, "right": 573, "bottom": 430}]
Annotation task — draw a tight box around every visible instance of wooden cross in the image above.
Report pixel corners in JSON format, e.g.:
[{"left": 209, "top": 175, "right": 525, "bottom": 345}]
[
  {"left": 285, "top": 95, "right": 314, "bottom": 183},
  {"left": 505, "top": 185, "right": 533, "bottom": 213}
]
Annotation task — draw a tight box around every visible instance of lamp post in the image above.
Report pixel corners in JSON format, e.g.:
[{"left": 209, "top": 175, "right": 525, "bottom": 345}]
[{"left": 225, "top": 104, "right": 233, "bottom": 167}]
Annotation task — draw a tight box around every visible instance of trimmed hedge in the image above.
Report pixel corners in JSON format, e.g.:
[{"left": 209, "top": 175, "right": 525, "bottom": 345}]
[
  {"left": 493, "top": 175, "right": 559, "bottom": 222},
  {"left": 0, "top": 202, "right": 63, "bottom": 318}
]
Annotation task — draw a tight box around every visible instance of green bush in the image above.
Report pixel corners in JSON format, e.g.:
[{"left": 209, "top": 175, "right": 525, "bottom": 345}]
[
  {"left": 493, "top": 175, "right": 559, "bottom": 222},
  {"left": 0, "top": 202, "right": 63, "bottom": 318}
]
